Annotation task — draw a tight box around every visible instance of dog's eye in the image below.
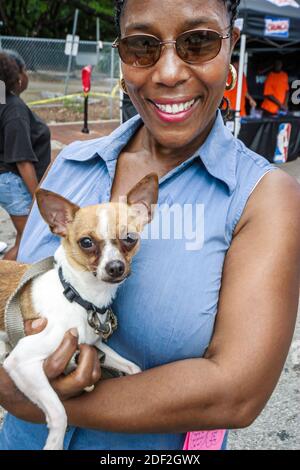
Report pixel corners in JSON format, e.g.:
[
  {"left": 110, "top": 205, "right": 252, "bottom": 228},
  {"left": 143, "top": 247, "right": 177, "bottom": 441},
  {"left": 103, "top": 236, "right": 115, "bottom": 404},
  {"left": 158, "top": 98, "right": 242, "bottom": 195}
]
[
  {"left": 124, "top": 233, "right": 139, "bottom": 245},
  {"left": 79, "top": 237, "right": 94, "bottom": 250}
]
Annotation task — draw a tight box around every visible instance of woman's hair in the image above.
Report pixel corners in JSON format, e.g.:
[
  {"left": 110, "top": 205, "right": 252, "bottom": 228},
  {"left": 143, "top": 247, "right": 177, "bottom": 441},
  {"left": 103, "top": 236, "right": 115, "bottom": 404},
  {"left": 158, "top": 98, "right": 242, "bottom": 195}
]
[
  {"left": 0, "top": 51, "right": 21, "bottom": 94},
  {"left": 3, "top": 49, "right": 26, "bottom": 72},
  {"left": 114, "top": 0, "right": 241, "bottom": 36}
]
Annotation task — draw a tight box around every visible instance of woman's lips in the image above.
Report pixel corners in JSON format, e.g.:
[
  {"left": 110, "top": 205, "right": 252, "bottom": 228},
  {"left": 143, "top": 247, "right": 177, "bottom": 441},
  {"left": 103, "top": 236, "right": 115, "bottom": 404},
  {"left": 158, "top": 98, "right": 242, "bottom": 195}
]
[{"left": 148, "top": 97, "right": 201, "bottom": 123}]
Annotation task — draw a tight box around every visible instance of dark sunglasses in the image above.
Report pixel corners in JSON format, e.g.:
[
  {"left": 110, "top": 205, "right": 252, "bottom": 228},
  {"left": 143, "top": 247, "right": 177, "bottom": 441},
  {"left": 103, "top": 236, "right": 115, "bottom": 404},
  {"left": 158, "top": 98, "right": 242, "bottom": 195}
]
[{"left": 112, "top": 29, "right": 231, "bottom": 68}]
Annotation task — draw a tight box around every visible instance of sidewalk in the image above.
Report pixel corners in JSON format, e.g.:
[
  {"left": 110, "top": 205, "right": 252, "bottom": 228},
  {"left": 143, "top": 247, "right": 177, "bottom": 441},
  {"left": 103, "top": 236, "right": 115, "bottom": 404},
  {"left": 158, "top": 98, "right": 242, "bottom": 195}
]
[{"left": 49, "top": 120, "right": 119, "bottom": 160}]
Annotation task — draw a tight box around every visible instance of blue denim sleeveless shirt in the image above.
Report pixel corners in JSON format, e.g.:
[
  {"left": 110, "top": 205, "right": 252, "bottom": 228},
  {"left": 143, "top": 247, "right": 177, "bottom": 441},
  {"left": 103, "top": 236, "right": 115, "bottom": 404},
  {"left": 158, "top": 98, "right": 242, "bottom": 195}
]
[{"left": 0, "top": 112, "right": 277, "bottom": 450}]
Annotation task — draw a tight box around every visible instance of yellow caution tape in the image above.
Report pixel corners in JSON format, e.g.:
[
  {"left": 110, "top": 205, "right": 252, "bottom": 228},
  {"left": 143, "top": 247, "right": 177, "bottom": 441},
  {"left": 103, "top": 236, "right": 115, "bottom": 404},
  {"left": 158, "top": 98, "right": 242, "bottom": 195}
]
[
  {"left": 28, "top": 84, "right": 120, "bottom": 106},
  {"left": 28, "top": 94, "right": 81, "bottom": 106}
]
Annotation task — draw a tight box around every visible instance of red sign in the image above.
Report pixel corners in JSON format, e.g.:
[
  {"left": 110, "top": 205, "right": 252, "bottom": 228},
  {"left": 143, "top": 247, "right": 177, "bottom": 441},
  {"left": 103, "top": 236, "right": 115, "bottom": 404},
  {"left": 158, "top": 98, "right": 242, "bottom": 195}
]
[
  {"left": 82, "top": 65, "right": 92, "bottom": 93},
  {"left": 265, "top": 17, "right": 290, "bottom": 37}
]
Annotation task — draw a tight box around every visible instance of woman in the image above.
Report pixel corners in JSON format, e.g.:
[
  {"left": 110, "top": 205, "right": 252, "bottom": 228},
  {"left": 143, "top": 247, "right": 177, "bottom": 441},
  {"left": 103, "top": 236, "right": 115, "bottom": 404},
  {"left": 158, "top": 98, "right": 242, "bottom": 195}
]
[
  {"left": 0, "top": 51, "right": 51, "bottom": 260},
  {"left": 0, "top": 0, "right": 299, "bottom": 450}
]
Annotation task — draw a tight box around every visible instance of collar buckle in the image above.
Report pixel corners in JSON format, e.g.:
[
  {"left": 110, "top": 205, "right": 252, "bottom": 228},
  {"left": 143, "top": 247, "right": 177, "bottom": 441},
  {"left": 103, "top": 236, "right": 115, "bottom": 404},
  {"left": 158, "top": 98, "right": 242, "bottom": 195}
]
[
  {"left": 63, "top": 284, "right": 81, "bottom": 303},
  {"left": 58, "top": 267, "right": 118, "bottom": 340}
]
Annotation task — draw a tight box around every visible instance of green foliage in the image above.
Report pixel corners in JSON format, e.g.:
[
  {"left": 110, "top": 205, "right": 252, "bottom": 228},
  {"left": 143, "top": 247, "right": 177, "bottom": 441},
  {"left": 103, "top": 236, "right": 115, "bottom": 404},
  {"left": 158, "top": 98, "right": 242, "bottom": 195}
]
[{"left": 0, "top": 0, "right": 116, "bottom": 40}]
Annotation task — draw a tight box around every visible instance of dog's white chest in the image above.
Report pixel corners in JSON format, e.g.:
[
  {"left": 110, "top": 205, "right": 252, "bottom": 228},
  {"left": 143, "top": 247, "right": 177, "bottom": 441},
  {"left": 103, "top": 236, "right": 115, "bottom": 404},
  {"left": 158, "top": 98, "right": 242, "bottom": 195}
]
[{"left": 31, "top": 270, "right": 99, "bottom": 346}]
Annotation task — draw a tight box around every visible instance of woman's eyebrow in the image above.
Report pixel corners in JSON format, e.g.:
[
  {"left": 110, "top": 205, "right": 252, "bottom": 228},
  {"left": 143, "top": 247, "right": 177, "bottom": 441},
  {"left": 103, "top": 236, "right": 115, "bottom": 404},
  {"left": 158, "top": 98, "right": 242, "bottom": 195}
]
[{"left": 125, "top": 17, "right": 222, "bottom": 34}]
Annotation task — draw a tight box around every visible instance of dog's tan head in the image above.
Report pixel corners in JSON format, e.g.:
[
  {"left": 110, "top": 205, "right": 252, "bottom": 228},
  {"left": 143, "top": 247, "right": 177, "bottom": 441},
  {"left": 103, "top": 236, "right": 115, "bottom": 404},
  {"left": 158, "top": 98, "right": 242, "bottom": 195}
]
[{"left": 36, "top": 174, "right": 158, "bottom": 284}]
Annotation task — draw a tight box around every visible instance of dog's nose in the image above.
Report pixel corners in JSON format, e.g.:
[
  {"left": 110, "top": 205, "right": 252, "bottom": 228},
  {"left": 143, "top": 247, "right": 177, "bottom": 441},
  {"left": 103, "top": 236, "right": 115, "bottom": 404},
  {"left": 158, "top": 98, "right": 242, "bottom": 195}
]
[{"left": 105, "top": 260, "right": 125, "bottom": 279}]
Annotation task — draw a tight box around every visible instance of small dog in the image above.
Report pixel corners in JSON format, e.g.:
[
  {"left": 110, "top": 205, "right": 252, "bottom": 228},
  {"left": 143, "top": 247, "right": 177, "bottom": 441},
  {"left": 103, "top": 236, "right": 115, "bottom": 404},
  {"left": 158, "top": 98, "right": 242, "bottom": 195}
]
[{"left": 0, "top": 173, "right": 158, "bottom": 450}]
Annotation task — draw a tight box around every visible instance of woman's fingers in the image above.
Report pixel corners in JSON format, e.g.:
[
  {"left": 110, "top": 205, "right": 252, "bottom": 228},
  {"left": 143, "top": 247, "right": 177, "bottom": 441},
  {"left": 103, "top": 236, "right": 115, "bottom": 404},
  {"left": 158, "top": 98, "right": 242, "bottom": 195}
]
[
  {"left": 76, "top": 344, "right": 102, "bottom": 385},
  {"left": 50, "top": 345, "right": 101, "bottom": 400},
  {"left": 39, "top": 326, "right": 101, "bottom": 400},
  {"left": 43, "top": 328, "right": 79, "bottom": 380},
  {"left": 24, "top": 318, "right": 48, "bottom": 336}
]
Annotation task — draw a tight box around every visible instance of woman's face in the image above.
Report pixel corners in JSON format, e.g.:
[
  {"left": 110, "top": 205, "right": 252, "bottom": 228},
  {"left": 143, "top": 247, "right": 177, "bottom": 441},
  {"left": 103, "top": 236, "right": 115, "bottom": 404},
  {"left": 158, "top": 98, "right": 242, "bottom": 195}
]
[{"left": 120, "top": 0, "right": 239, "bottom": 149}]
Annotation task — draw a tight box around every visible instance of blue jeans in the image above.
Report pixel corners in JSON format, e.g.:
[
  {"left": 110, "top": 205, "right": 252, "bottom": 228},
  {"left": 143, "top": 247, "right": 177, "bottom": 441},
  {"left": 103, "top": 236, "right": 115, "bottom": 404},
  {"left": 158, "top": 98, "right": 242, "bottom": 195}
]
[{"left": 0, "top": 172, "right": 32, "bottom": 216}]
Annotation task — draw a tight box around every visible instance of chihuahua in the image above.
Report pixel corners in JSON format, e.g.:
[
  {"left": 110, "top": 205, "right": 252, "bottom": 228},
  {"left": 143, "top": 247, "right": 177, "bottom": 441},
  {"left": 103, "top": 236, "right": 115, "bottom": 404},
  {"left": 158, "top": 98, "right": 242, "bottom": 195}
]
[{"left": 0, "top": 173, "right": 158, "bottom": 450}]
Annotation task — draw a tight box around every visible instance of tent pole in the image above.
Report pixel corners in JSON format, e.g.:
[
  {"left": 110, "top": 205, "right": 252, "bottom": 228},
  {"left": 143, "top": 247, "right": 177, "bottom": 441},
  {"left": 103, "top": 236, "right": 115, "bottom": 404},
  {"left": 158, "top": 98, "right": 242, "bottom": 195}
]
[
  {"left": 244, "top": 51, "right": 249, "bottom": 78},
  {"left": 234, "top": 33, "right": 247, "bottom": 138}
]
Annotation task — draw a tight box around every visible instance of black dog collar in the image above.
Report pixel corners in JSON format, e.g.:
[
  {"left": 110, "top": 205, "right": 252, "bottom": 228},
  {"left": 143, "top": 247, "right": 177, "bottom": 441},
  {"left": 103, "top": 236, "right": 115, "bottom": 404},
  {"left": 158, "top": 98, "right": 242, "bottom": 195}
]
[{"left": 58, "top": 267, "right": 118, "bottom": 340}]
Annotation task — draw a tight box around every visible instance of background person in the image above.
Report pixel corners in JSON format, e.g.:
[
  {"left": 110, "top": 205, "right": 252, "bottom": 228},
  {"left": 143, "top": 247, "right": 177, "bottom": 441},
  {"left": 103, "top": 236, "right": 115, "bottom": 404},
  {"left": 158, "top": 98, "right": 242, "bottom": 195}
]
[
  {"left": 0, "top": 51, "right": 51, "bottom": 260},
  {"left": 261, "top": 60, "right": 289, "bottom": 117}
]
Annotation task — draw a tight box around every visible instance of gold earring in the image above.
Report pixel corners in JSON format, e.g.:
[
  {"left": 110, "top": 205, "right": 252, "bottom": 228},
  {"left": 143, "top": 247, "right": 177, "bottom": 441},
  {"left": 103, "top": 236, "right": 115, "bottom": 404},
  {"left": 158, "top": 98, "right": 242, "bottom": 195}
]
[
  {"left": 120, "top": 78, "right": 128, "bottom": 95},
  {"left": 225, "top": 64, "right": 237, "bottom": 91}
]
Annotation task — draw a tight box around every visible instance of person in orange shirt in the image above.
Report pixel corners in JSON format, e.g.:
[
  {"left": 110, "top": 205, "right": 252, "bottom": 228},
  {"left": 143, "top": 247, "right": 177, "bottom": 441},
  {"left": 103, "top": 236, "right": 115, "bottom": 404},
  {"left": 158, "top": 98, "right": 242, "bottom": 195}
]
[
  {"left": 261, "top": 60, "right": 289, "bottom": 116},
  {"left": 224, "top": 59, "right": 257, "bottom": 117}
]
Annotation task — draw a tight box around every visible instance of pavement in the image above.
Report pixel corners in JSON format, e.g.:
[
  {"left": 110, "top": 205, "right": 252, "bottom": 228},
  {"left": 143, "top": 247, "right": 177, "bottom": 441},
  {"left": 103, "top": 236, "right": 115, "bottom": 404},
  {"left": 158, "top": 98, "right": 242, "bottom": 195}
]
[
  {"left": 0, "top": 125, "right": 299, "bottom": 448},
  {"left": 49, "top": 120, "right": 119, "bottom": 160}
]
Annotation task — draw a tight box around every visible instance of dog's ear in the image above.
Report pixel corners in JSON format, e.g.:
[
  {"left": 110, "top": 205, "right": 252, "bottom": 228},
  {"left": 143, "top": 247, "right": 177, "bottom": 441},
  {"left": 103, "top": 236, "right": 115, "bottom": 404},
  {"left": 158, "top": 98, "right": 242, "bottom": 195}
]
[
  {"left": 35, "top": 189, "right": 80, "bottom": 237},
  {"left": 127, "top": 173, "right": 159, "bottom": 226}
]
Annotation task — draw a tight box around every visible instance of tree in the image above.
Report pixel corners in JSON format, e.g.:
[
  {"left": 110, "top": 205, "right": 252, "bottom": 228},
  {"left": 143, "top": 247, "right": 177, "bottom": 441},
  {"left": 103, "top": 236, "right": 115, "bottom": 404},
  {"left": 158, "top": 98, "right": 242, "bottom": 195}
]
[{"left": 0, "top": 0, "right": 116, "bottom": 40}]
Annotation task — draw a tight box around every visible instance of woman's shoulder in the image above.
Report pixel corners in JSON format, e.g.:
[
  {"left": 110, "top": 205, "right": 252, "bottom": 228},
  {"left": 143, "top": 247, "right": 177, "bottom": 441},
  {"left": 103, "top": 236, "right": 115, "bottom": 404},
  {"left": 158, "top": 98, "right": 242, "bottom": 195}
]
[
  {"left": 225, "top": 138, "right": 281, "bottom": 238},
  {"left": 234, "top": 140, "right": 300, "bottom": 204},
  {"left": 233, "top": 163, "right": 300, "bottom": 244},
  {"left": 235, "top": 138, "right": 277, "bottom": 177},
  {"left": 4, "top": 93, "right": 27, "bottom": 109},
  {"left": 228, "top": 137, "right": 279, "bottom": 203},
  {"left": 0, "top": 93, "right": 30, "bottom": 122},
  {"left": 231, "top": 139, "right": 300, "bottom": 235}
]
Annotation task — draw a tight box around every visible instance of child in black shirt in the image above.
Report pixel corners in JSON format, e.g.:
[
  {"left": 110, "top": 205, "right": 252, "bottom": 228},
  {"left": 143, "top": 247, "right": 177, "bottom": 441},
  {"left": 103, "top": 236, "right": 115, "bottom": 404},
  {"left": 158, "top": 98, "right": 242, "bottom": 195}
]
[{"left": 0, "top": 51, "right": 51, "bottom": 260}]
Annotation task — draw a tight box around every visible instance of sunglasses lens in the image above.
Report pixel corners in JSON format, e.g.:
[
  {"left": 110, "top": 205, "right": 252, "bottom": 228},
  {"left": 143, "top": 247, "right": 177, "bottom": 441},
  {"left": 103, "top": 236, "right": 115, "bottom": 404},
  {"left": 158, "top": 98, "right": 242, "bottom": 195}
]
[
  {"left": 118, "top": 36, "right": 160, "bottom": 67},
  {"left": 177, "top": 30, "right": 222, "bottom": 64}
]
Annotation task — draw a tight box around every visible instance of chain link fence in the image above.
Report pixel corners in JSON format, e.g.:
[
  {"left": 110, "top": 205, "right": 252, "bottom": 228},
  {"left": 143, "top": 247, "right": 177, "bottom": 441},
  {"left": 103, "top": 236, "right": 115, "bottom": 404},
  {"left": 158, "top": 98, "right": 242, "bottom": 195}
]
[{"left": 0, "top": 35, "right": 121, "bottom": 121}]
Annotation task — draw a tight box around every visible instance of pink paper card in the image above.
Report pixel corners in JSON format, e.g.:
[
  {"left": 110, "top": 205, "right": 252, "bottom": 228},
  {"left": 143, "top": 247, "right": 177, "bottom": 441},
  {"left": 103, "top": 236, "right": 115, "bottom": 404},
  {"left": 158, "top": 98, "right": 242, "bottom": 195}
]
[{"left": 183, "top": 430, "right": 226, "bottom": 450}]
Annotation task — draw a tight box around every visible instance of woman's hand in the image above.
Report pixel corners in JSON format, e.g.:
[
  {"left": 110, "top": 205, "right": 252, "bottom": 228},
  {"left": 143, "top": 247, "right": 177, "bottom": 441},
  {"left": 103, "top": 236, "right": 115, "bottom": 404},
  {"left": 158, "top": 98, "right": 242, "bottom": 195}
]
[
  {"left": 0, "top": 320, "right": 101, "bottom": 423},
  {"left": 249, "top": 97, "right": 257, "bottom": 109},
  {"left": 26, "top": 319, "right": 102, "bottom": 400},
  {"left": 42, "top": 329, "right": 101, "bottom": 400}
]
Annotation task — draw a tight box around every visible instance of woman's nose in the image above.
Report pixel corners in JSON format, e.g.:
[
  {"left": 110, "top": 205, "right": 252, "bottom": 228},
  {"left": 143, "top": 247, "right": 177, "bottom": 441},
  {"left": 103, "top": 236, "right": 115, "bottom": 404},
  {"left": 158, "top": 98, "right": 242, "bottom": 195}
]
[{"left": 151, "top": 44, "right": 191, "bottom": 88}]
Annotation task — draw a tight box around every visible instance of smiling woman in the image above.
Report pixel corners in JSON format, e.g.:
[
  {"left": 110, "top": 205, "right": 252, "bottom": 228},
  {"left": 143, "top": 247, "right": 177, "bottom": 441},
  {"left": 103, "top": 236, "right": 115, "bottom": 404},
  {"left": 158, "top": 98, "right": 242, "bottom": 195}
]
[
  {"left": 113, "top": 0, "right": 240, "bottom": 152},
  {"left": 0, "top": 0, "right": 300, "bottom": 452}
]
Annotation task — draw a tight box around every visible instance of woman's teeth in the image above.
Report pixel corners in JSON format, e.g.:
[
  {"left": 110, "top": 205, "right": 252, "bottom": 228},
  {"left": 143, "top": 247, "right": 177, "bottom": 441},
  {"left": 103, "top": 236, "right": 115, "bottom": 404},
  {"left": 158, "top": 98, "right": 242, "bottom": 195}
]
[{"left": 154, "top": 99, "right": 196, "bottom": 114}]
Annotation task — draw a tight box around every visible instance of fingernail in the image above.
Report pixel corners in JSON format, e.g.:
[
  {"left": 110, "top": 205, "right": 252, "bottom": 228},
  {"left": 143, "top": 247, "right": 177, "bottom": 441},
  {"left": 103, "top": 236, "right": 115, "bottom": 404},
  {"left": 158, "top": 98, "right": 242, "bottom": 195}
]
[
  {"left": 31, "top": 318, "right": 45, "bottom": 329},
  {"left": 70, "top": 328, "right": 78, "bottom": 337}
]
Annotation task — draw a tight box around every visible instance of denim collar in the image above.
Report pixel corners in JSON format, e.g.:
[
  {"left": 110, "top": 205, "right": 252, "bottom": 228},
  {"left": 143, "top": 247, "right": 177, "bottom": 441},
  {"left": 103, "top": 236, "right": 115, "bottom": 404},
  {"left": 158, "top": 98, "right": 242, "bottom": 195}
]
[{"left": 62, "top": 111, "right": 237, "bottom": 194}]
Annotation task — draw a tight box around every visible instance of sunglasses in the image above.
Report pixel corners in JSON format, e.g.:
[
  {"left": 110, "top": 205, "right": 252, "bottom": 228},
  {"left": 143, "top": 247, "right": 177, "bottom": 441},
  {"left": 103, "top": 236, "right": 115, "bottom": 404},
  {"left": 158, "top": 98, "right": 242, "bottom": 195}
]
[{"left": 112, "top": 29, "right": 231, "bottom": 68}]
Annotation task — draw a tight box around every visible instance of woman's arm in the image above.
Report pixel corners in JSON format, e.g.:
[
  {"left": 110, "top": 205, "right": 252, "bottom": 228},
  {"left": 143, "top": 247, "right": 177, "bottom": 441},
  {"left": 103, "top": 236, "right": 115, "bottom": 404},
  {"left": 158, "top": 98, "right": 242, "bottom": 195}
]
[
  {"left": 67, "top": 170, "right": 300, "bottom": 432},
  {"left": 16, "top": 161, "right": 38, "bottom": 196},
  {"left": 1, "top": 170, "right": 300, "bottom": 432},
  {"left": 246, "top": 92, "right": 257, "bottom": 109}
]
